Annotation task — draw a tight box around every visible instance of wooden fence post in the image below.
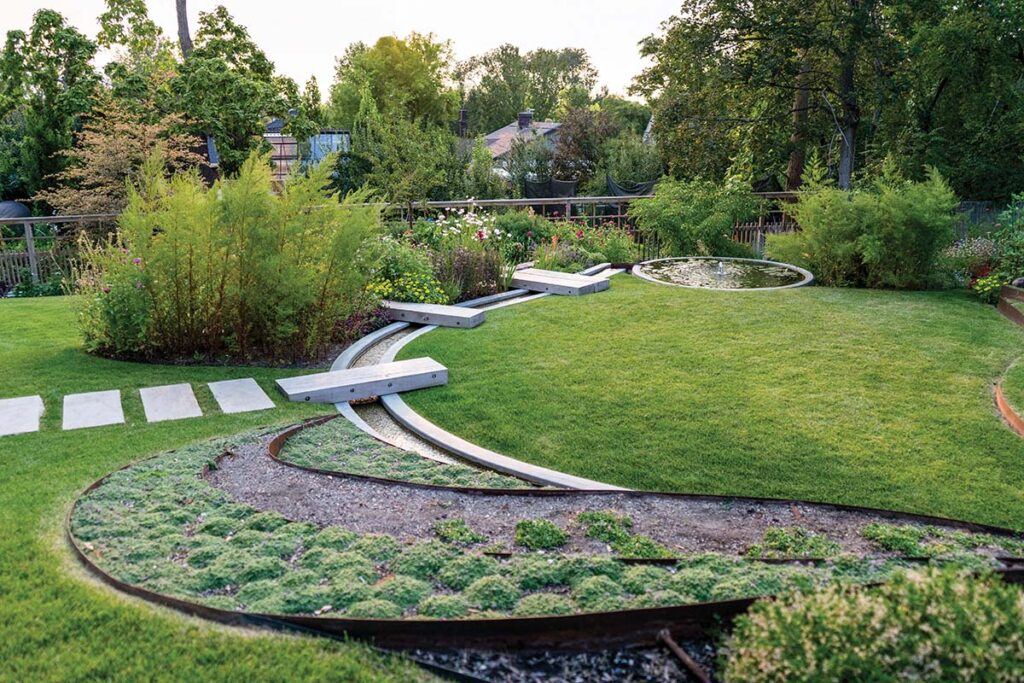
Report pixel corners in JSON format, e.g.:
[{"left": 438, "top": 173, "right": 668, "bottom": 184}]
[{"left": 23, "top": 220, "right": 39, "bottom": 284}]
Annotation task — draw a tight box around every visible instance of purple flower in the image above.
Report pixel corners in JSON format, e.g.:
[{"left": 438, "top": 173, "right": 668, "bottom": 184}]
[
  {"left": 135, "top": 281, "right": 143, "bottom": 289},
  {"left": 133, "top": 257, "right": 142, "bottom": 265}
]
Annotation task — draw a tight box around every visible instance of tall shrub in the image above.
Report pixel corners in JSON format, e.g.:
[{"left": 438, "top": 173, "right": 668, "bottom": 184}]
[
  {"left": 76, "top": 152, "right": 380, "bottom": 361},
  {"left": 627, "top": 178, "right": 759, "bottom": 256},
  {"left": 767, "top": 169, "right": 957, "bottom": 289}
]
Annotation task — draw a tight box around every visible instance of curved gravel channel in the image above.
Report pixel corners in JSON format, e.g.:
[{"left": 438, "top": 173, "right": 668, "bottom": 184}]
[{"left": 204, "top": 433, "right": 1010, "bottom": 556}]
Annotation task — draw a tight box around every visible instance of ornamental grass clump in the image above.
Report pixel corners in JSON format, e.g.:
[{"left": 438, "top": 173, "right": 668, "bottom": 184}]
[
  {"left": 722, "top": 567, "right": 1024, "bottom": 682},
  {"left": 75, "top": 151, "right": 381, "bottom": 362}
]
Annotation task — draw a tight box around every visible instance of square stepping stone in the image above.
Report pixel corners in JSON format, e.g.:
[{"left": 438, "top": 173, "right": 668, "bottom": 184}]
[
  {"left": 0, "top": 395, "right": 44, "bottom": 436},
  {"left": 208, "top": 378, "right": 275, "bottom": 414},
  {"left": 139, "top": 383, "right": 203, "bottom": 423},
  {"left": 62, "top": 390, "right": 125, "bottom": 430}
]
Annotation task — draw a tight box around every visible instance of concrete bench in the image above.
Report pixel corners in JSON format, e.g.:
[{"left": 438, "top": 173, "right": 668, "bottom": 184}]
[
  {"left": 517, "top": 267, "right": 611, "bottom": 292},
  {"left": 384, "top": 301, "right": 485, "bottom": 328},
  {"left": 276, "top": 358, "right": 448, "bottom": 404},
  {"left": 511, "top": 269, "right": 607, "bottom": 296}
]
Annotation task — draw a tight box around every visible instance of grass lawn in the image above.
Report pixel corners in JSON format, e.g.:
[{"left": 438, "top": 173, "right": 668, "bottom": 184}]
[
  {"left": 400, "top": 276, "right": 1024, "bottom": 530},
  {"left": 0, "top": 296, "right": 431, "bottom": 682}
]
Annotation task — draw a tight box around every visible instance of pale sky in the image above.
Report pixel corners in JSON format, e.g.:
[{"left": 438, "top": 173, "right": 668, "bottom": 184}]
[{"left": 2, "top": 1, "right": 681, "bottom": 99}]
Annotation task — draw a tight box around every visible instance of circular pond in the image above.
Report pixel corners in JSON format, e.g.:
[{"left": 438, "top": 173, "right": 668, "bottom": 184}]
[{"left": 632, "top": 257, "right": 813, "bottom": 291}]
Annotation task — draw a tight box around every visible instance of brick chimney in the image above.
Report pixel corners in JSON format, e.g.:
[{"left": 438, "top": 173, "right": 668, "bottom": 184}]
[{"left": 517, "top": 110, "right": 534, "bottom": 130}]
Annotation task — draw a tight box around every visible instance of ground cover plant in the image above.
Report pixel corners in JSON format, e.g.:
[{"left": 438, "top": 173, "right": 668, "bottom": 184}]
[
  {"left": 399, "top": 275, "right": 1024, "bottom": 529},
  {"left": 276, "top": 417, "right": 527, "bottom": 488},
  {"left": 722, "top": 567, "right": 1024, "bottom": 681},
  {"left": 0, "top": 296, "right": 425, "bottom": 681},
  {"left": 72, "top": 427, "right": 1003, "bottom": 622}
]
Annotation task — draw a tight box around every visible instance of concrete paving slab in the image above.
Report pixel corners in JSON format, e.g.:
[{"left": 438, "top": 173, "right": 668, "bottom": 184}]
[
  {"left": 209, "top": 378, "right": 275, "bottom": 414},
  {"left": 139, "top": 383, "right": 203, "bottom": 422},
  {"left": 62, "top": 390, "right": 125, "bottom": 430},
  {"left": 0, "top": 395, "right": 44, "bottom": 436}
]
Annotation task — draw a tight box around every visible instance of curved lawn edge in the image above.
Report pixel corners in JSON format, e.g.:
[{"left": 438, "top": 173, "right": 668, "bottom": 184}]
[{"left": 995, "top": 382, "right": 1024, "bottom": 437}]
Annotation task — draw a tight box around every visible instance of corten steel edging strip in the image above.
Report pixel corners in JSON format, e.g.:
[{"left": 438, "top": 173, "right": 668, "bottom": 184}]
[
  {"left": 994, "top": 382, "right": 1024, "bottom": 437},
  {"left": 997, "top": 286, "right": 1024, "bottom": 327},
  {"left": 66, "top": 422, "right": 1024, "bottom": 652},
  {"left": 268, "top": 417, "right": 1024, "bottom": 537}
]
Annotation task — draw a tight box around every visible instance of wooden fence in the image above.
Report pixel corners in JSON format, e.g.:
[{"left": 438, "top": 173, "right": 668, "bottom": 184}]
[{"left": 0, "top": 214, "right": 117, "bottom": 291}]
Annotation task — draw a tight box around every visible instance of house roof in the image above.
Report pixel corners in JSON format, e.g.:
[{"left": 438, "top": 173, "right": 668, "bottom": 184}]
[{"left": 484, "top": 120, "right": 560, "bottom": 159}]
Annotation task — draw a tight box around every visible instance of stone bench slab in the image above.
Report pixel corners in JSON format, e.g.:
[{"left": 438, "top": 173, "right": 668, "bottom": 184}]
[
  {"left": 140, "top": 383, "right": 203, "bottom": 422},
  {"left": 511, "top": 271, "right": 601, "bottom": 296},
  {"left": 276, "top": 357, "right": 448, "bottom": 404},
  {"left": 209, "top": 378, "right": 275, "bottom": 414},
  {"left": 0, "top": 395, "right": 44, "bottom": 436},
  {"left": 63, "top": 390, "right": 125, "bottom": 430},
  {"left": 518, "top": 267, "right": 611, "bottom": 292},
  {"left": 384, "top": 301, "right": 485, "bottom": 328}
]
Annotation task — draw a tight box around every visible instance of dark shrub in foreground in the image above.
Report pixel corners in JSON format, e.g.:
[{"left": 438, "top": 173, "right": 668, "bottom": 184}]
[{"left": 722, "top": 567, "right": 1024, "bottom": 682}]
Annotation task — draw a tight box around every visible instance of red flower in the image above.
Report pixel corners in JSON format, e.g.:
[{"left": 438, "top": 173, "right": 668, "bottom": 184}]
[
  {"left": 476, "top": 230, "right": 485, "bottom": 241},
  {"left": 575, "top": 230, "right": 584, "bottom": 239}
]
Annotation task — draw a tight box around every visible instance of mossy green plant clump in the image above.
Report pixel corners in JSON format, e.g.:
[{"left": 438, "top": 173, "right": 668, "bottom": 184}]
[
  {"left": 434, "top": 518, "right": 487, "bottom": 546},
  {"left": 391, "top": 542, "right": 457, "bottom": 580},
  {"left": 621, "top": 565, "right": 671, "bottom": 594},
  {"left": 505, "top": 555, "right": 566, "bottom": 590},
  {"left": 746, "top": 527, "right": 842, "bottom": 559},
  {"left": 350, "top": 534, "right": 400, "bottom": 562},
  {"left": 572, "top": 575, "right": 626, "bottom": 611},
  {"left": 308, "top": 526, "right": 358, "bottom": 552},
  {"left": 372, "top": 575, "right": 431, "bottom": 608},
  {"left": 245, "top": 511, "right": 289, "bottom": 532},
  {"left": 465, "top": 576, "right": 521, "bottom": 611},
  {"left": 576, "top": 510, "right": 673, "bottom": 558},
  {"left": 514, "top": 519, "right": 569, "bottom": 550},
  {"left": 418, "top": 594, "right": 469, "bottom": 619},
  {"left": 630, "top": 589, "right": 690, "bottom": 608},
  {"left": 345, "top": 599, "right": 403, "bottom": 619},
  {"left": 513, "top": 593, "right": 576, "bottom": 616},
  {"left": 438, "top": 554, "right": 500, "bottom": 590}
]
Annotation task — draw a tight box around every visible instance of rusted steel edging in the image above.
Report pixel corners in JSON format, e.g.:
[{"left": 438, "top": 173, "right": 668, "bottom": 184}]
[
  {"left": 994, "top": 382, "right": 1024, "bottom": 437},
  {"left": 66, "top": 420, "right": 1024, "bottom": 652}
]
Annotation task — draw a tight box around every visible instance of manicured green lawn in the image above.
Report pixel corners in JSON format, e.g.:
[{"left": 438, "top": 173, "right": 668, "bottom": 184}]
[
  {"left": 0, "top": 297, "right": 431, "bottom": 682},
  {"left": 401, "top": 276, "right": 1024, "bottom": 530}
]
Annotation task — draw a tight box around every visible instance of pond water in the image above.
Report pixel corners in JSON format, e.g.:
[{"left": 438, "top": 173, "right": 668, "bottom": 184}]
[{"left": 636, "top": 257, "right": 811, "bottom": 290}]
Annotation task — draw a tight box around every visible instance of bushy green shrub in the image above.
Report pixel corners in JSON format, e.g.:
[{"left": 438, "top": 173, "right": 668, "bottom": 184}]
[
  {"left": 556, "top": 555, "right": 624, "bottom": 585},
  {"left": 722, "top": 568, "right": 1024, "bottom": 682},
  {"left": 418, "top": 594, "right": 470, "bottom": 619},
  {"left": 236, "top": 557, "right": 288, "bottom": 584},
  {"left": 326, "top": 575, "right": 373, "bottom": 608},
  {"left": 438, "top": 554, "right": 500, "bottom": 590},
  {"left": 628, "top": 178, "right": 759, "bottom": 256},
  {"left": 464, "top": 575, "right": 521, "bottom": 610},
  {"left": 766, "top": 169, "right": 957, "bottom": 289},
  {"left": 505, "top": 555, "right": 566, "bottom": 590},
  {"left": 75, "top": 152, "right": 381, "bottom": 361},
  {"left": 372, "top": 575, "right": 431, "bottom": 608},
  {"left": 746, "top": 527, "right": 842, "bottom": 559},
  {"left": 494, "top": 210, "right": 553, "bottom": 261},
  {"left": 345, "top": 598, "right": 403, "bottom": 619},
  {"left": 513, "top": 593, "right": 576, "bottom": 616},
  {"left": 366, "top": 270, "right": 449, "bottom": 304},
  {"left": 308, "top": 526, "right": 358, "bottom": 552},
  {"left": 433, "top": 518, "right": 486, "bottom": 546},
  {"left": 572, "top": 575, "right": 626, "bottom": 611},
  {"left": 391, "top": 542, "right": 456, "bottom": 580},
  {"left": 620, "top": 565, "right": 670, "bottom": 594},
  {"left": 860, "top": 523, "right": 929, "bottom": 555},
  {"left": 349, "top": 534, "right": 400, "bottom": 562},
  {"left": 514, "top": 519, "right": 569, "bottom": 550}
]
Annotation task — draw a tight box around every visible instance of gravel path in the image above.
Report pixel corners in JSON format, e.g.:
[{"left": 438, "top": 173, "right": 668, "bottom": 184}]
[{"left": 204, "top": 432, "right": 960, "bottom": 555}]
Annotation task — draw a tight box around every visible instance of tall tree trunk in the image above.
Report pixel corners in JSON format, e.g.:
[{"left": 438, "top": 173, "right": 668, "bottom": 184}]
[
  {"left": 785, "top": 60, "right": 811, "bottom": 190},
  {"left": 836, "top": 0, "right": 863, "bottom": 190},
  {"left": 176, "top": 0, "right": 192, "bottom": 58}
]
